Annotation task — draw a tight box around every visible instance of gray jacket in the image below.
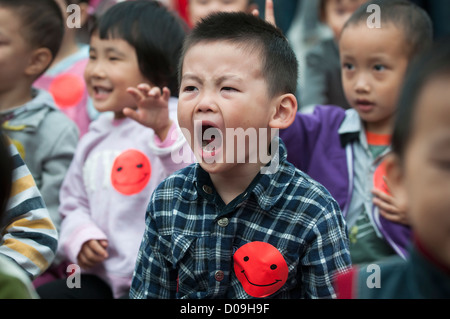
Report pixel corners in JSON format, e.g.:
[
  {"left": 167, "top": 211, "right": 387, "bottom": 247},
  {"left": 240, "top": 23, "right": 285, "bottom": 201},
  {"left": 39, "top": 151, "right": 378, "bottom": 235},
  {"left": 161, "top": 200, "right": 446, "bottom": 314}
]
[{"left": 1, "top": 89, "right": 79, "bottom": 230}]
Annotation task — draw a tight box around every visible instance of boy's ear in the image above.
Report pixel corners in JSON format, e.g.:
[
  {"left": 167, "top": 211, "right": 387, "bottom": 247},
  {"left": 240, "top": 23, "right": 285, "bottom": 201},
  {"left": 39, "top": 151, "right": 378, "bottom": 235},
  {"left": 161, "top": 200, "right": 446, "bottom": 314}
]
[
  {"left": 269, "top": 93, "right": 297, "bottom": 129},
  {"left": 384, "top": 153, "right": 408, "bottom": 211},
  {"left": 24, "top": 48, "right": 53, "bottom": 77}
]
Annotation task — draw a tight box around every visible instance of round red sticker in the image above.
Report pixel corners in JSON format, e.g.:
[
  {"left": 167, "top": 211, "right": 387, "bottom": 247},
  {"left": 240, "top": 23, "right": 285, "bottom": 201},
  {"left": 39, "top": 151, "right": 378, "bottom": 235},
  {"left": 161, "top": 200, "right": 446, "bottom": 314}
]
[
  {"left": 111, "top": 149, "right": 151, "bottom": 195},
  {"left": 49, "top": 73, "right": 85, "bottom": 108},
  {"left": 373, "top": 160, "right": 390, "bottom": 195},
  {"left": 233, "top": 241, "right": 288, "bottom": 298}
]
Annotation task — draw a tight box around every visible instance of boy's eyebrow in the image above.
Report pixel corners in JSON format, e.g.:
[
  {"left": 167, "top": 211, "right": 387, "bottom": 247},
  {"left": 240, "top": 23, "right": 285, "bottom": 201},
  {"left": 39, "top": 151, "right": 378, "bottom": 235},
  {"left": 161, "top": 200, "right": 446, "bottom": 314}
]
[
  {"left": 216, "top": 75, "right": 243, "bottom": 84},
  {"left": 181, "top": 73, "right": 201, "bottom": 83},
  {"left": 181, "top": 74, "right": 243, "bottom": 84}
]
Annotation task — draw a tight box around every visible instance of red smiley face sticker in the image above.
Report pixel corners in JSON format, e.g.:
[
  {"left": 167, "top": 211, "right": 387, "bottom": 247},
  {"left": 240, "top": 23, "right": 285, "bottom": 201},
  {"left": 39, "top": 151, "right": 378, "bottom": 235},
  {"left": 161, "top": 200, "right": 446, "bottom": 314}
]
[
  {"left": 111, "top": 149, "right": 151, "bottom": 195},
  {"left": 373, "top": 160, "right": 390, "bottom": 195},
  {"left": 49, "top": 73, "right": 85, "bottom": 109},
  {"left": 234, "top": 241, "right": 288, "bottom": 298}
]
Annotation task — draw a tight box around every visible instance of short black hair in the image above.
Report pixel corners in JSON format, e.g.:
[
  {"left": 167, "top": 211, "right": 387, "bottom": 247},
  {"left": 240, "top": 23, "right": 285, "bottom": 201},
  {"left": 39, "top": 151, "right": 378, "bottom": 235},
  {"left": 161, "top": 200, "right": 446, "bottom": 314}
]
[
  {"left": 0, "top": 132, "right": 13, "bottom": 218},
  {"left": 179, "top": 11, "right": 298, "bottom": 97},
  {"left": 0, "top": 0, "right": 64, "bottom": 65},
  {"left": 93, "top": 0, "right": 187, "bottom": 96},
  {"left": 392, "top": 37, "right": 450, "bottom": 161},
  {"left": 343, "top": 0, "right": 433, "bottom": 60}
]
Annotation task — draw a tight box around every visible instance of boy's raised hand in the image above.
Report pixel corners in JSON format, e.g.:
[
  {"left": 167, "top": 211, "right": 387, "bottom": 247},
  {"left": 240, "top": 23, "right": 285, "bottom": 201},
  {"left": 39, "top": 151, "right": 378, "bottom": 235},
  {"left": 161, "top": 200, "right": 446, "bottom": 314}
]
[
  {"left": 372, "top": 176, "right": 409, "bottom": 225},
  {"left": 124, "top": 84, "right": 173, "bottom": 141},
  {"left": 252, "top": 0, "right": 275, "bottom": 26}
]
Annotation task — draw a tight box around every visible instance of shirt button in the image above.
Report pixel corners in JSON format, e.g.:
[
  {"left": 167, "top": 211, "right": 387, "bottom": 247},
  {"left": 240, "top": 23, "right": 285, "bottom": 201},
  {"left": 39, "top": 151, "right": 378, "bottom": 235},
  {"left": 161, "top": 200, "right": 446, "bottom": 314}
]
[
  {"left": 217, "top": 217, "right": 229, "bottom": 227},
  {"left": 214, "top": 270, "right": 224, "bottom": 282},
  {"left": 202, "top": 185, "right": 213, "bottom": 194}
]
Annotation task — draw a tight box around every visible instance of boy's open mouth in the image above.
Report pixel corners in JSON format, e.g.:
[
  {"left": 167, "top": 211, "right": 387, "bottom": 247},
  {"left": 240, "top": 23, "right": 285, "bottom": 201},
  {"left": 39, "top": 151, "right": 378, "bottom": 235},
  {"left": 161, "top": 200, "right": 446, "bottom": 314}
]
[{"left": 199, "top": 123, "right": 223, "bottom": 157}]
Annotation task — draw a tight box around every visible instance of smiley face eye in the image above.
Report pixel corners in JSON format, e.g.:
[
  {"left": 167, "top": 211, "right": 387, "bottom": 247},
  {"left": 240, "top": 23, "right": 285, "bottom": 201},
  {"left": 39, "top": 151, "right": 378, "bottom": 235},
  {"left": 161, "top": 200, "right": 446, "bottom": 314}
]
[
  {"left": 137, "top": 163, "right": 143, "bottom": 168},
  {"left": 117, "top": 167, "right": 122, "bottom": 172},
  {"left": 270, "top": 264, "right": 277, "bottom": 270},
  {"left": 243, "top": 256, "right": 249, "bottom": 262}
]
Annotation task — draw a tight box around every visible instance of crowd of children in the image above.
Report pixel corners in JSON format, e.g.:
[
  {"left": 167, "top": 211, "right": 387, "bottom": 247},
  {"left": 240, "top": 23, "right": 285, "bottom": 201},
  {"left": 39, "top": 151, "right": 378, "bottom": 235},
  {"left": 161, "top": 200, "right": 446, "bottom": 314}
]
[{"left": 0, "top": 0, "right": 448, "bottom": 300}]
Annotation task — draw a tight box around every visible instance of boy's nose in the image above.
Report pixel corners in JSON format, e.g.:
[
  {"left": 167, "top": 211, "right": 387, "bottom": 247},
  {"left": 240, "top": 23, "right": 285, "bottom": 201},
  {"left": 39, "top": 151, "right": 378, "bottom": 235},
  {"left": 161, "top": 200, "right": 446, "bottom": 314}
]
[
  {"left": 195, "top": 94, "right": 218, "bottom": 113},
  {"left": 354, "top": 74, "right": 370, "bottom": 93}
]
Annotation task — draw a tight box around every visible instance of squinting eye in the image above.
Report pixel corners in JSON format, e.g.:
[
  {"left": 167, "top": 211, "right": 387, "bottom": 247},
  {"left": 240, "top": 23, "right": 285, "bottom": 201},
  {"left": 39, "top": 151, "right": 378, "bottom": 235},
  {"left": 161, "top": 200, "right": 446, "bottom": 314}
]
[
  {"left": 222, "top": 87, "right": 237, "bottom": 92},
  {"left": 183, "top": 86, "right": 197, "bottom": 92},
  {"left": 374, "top": 64, "right": 385, "bottom": 71}
]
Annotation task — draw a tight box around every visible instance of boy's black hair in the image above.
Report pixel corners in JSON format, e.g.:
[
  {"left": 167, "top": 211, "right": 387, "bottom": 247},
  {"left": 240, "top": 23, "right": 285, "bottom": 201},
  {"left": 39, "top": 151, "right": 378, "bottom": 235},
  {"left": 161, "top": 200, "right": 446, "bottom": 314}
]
[
  {"left": 0, "top": 132, "right": 13, "bottom": 218},
  {"left": 0, "top": 0, "right": 64, "bottom": 67},
  {"left": 343, "top": 0, "right": 433, "bottom": 60},
  {"left": 179, "top": 11, "right": 298, "bottom": 97},
  {"left": 93, "top": 0, "right": 187, "bottom": 96},
  {"left": 392, "top": 37, "right": 450, "bottom": 161}
]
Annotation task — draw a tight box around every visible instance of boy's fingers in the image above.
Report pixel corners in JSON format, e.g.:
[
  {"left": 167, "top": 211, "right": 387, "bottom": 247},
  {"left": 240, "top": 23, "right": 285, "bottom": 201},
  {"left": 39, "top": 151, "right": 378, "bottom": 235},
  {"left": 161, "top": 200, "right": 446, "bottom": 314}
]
[
  {"left": 373, "top": 197, "right": 398, "bottom": 214},
  {"left": 251, "top": 1, "right": 275, "bottom": 26},
  {"left": 265, "top": 0, "right": 275, "bottom": 26},
  {"left": 379, "top": 209, "right": 401, "bottom": 223},
  {"left": 382, "top": 176, "right": 393, "bottom": 192},
  {"left": 371, "top": 188, "right": 393, "bottom": 204}
]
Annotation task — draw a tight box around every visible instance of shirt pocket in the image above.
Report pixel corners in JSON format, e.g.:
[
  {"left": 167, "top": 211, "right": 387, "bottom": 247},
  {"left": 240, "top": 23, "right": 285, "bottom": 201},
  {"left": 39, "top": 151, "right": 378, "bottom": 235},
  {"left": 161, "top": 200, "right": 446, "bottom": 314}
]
[
  {"left": 271, "top": 247, "right": 302, "bottom": 297},
  {"left": 170, "top": 233, "right": 209, "bottom": 296}
]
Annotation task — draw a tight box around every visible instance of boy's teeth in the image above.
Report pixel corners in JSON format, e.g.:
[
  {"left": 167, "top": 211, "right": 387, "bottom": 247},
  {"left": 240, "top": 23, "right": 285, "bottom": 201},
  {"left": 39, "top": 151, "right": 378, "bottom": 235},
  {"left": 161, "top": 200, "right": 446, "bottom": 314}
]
[{"left": 202, "top": 141, "right": 215, "bottom": 152}]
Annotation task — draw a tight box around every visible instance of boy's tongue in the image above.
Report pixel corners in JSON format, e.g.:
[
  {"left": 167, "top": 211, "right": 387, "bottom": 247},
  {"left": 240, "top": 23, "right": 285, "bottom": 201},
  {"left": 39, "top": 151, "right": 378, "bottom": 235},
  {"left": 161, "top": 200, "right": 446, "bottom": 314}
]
[{"left": 201, "top": 125, "right": 220, "bottom": 152}]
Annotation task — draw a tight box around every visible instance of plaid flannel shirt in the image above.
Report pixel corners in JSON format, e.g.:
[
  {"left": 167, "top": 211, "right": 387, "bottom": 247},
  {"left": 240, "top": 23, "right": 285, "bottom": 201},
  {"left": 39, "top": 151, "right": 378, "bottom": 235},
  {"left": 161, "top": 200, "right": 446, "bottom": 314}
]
[{"left": 130, "top": 139, "right": 351, "bottom": 299}]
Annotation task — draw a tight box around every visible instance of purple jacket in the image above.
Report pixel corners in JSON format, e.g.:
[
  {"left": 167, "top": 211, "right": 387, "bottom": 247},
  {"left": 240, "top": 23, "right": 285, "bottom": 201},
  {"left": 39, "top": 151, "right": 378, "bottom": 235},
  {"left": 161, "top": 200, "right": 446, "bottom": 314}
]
[{"left": 280, "top": 105, "right": 411, "bottom": 259}]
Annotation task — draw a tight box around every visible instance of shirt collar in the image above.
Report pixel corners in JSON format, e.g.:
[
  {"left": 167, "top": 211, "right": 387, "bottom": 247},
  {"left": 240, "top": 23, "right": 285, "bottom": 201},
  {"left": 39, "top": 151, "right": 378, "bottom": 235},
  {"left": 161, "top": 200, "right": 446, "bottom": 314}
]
[{"left": 338, "top": 108, "right": 365, "bottom": 147}]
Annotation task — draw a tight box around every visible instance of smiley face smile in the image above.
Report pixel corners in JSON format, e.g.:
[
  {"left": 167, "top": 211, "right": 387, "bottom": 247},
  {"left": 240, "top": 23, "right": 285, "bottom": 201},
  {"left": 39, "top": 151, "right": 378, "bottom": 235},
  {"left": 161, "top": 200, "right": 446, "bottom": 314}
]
[{"left": 241, "top": 270, "right": 281, "bottom": 287}]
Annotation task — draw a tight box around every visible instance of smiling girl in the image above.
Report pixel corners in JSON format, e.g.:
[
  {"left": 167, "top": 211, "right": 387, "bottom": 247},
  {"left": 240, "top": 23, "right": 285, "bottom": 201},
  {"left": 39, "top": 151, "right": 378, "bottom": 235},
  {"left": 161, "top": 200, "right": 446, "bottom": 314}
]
[{"left": 36, "top": 0, "right": 188, "bottom": 299}]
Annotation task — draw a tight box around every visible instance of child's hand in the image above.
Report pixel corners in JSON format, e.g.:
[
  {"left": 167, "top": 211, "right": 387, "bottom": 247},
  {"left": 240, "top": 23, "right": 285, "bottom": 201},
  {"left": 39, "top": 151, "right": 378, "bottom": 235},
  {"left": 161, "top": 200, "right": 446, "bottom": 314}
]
[
  {"left": 252, "top": 0, "right": 275, "bottom": 26},
  {"left": 372, "top": 177, "right": 409, "bottom": 225},
  {"left": 124, "top": 84, "right": 173, "bottom": 141},
  {"left": 77, "top": 239, "right": 108, "bottom": 269}
]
